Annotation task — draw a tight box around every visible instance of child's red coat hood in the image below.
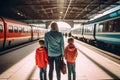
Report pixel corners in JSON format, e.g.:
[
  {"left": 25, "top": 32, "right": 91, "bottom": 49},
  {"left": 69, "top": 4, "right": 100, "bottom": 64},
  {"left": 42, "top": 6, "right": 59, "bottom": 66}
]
[
  {"left": 64, "top": 43, "right": 78, "bottom": 63},
  {"left": 35, "top": 48, "right": 48, "bottom": 68}
]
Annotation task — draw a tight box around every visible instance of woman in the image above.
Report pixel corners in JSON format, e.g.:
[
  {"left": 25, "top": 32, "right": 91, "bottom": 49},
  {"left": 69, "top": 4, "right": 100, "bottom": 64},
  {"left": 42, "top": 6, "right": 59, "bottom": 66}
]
[{"left": 44, "top": 22, "right": 64, "bottom": 80}]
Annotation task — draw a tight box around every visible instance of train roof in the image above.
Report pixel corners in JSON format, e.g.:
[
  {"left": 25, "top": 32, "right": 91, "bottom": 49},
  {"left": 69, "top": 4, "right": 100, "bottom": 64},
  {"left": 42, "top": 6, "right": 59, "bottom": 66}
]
[
  {"left": 84, "top": 9, "right": 120, "bottom": 25},
  {"left": 2, "top": 17, "right": 29, "bottom": 26}
]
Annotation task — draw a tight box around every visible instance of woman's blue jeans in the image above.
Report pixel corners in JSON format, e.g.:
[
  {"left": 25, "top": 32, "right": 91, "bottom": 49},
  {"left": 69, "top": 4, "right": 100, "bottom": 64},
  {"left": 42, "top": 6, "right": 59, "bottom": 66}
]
[
  {"left": 48, "top": 55, "right": 61, "bottom": 80},
  {"left": 67, "top": 63, "right": 76, "bottom": 80}
]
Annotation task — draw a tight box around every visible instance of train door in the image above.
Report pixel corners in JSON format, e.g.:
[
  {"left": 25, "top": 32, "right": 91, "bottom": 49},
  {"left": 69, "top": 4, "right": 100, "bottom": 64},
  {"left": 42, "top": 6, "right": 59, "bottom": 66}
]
[
  {"left": 0, "top": 19, "right": 4, "bottom": 50},
  {"left": 6, "top": 24, "right": 14, "bottom": 48},
  {"left": 93, "top": 24, "right": 96, "bottom": 40},
  {"left": 30, "top": 26, "right": 33, "bottom": 41},
  {"left": 36, "top": 27, "right": 39, "bottom": 39}
]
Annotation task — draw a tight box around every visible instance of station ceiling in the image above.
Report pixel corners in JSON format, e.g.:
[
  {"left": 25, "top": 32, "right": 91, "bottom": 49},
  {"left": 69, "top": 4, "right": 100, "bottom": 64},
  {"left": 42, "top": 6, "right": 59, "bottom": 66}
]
[{"left": 0, "top": 0, "right": 120, "bottom": 23}]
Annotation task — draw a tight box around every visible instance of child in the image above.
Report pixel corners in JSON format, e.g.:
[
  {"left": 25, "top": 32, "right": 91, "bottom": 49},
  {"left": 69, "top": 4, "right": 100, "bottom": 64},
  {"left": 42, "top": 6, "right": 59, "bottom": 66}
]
[
  {"left": 64, "top": 38, "right": 78, "bottom": 80},
  {"left": 35, "top": 40, "right": 48, "bottom": 80}
]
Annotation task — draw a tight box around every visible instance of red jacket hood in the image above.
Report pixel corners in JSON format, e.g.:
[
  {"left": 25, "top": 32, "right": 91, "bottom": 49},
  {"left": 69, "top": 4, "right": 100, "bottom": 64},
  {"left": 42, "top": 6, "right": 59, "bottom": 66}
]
[
  {"left": 35, "top": 47, "right": 48, "bottom": 68},
  {"left": 66, "top": 44, "right": 76, "bottom": 52},
  {"left": 64, "top": 44, "right": 78, "bottom": 63}
]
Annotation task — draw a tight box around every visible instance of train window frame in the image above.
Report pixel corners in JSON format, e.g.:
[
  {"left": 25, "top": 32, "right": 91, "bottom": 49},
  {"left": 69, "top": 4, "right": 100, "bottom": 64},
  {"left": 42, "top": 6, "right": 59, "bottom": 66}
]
[
  {"left": 0, "top": 24, "right": 3, "bottom": 32},
  {"left": 14, "top": 26, "right": 18, "bottom": 33},
  {"left": 18, "top": 27, "right": 22, "bottom": 33},
  {"left": 114, "top": 18, "right": 120, "bottom": 32},
  {"left": 98, "top": 24, "right": 104, "bottom": 32},
  {"left": 22, "top": 27, "right": 24, "bottom": 33},
  {"left": 23, "top": 28, "right": 28, "bottom": 33},
  {"left": 107, "top": 21, "right": 114, "bottom": 32},
  {"left": 104, "top": 22, "right": 109, "bottom": 32},
  {"left": 8, "top": 25, "right": 13, "bottom": 33},
  {"left": 99, "top": 22, "right": 109, "bottom": 32},
  {"left": 99, "top": 18, "right": 120, "bottom": 32},
  {"left": 28, "top": 28, "right": 31, "bottom": 33}
]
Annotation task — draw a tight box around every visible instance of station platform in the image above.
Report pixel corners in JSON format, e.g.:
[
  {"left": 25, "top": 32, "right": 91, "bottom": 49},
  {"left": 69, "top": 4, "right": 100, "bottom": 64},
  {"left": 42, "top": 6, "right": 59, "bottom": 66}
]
[{"left": 0, "top": 37, "right": 120, "bottom": 80}]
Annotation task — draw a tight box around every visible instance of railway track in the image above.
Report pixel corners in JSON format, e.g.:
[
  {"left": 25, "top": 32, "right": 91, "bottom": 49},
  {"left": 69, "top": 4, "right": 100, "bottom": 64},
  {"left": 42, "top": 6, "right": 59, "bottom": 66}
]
[
  {"left": 0, "top": 40, "right": 39, "bottom": 56},
  {"left": 75, "top": 39, "right": 120, "bottom": 64}
]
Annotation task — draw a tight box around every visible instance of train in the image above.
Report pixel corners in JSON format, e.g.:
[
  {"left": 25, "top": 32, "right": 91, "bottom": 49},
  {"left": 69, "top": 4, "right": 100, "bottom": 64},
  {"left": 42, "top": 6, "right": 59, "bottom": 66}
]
[
  {"left": 71, "top": 9, "right": 120, "bottom": 49},
  {"left": 0, "top": 17, "right": 47, "bottom": 51}
]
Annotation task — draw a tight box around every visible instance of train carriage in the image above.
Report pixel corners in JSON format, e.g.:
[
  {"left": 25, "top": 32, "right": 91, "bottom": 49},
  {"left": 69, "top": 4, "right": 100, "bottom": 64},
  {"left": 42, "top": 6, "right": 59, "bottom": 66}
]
[
  {"left": 0, "top": 17, "right": 48, "bottom": 52},
  {"left": 1, "top": 18, "right": 32, "bottom": 49},
  {"left": 71, "top": 9, "right": 120, "bottom": 49}
]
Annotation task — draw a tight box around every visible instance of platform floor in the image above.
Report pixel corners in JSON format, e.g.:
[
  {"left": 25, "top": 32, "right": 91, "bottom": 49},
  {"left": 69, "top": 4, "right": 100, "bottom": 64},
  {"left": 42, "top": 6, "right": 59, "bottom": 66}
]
[
  {"left": 29, "top": 50, "right": 117, "bottom": 80},
  {"left": 0, "top": 38, "right": 120, "bottom": 80}
]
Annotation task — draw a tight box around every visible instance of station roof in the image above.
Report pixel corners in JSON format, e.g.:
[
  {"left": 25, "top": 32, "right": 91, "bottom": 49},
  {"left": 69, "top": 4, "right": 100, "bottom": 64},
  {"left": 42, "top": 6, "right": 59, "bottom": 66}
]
[{"left": 0, "top": 0, "right": 120, "bottom": 23}]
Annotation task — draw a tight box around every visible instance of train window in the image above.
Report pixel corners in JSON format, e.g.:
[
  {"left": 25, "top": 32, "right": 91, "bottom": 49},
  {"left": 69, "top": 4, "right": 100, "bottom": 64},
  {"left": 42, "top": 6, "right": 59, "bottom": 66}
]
[
  {"left": 19, "top": 27, "right": 22, "bottom": 32},
  {"left": 0, "top": 24, "right": 3, "bottom": 32},
  {"left": 99, "top": 21, "right": 117, "bottom": 32},
  {"left": 28, "top": 28, "right": 31, "bottom": 33},
  {"left": 26, "top": 28, "right": 28, "bottom": 33},
  {"left": 108, "top": 21, "right": 114, "bottom": 32},
  {"left": 84, "top": 25, "right": 92, "bottom": 33},
  {"left": 98, "top": 24, "right": 104, "bottom": 32},
  {"left": 8, "top": 25, "right": 13, "bottom": 32},
  {"left": 27, "top": 28, "right": 30, "bottom": 33},
  {"left": 104, "top": 22, "right": 109, "bottom": 32},
  {"left": 23, "top": 28, "right": 25, "bottom": 33},
  {"left": 22, "top": 28, "right": 24, "bottom": 32},
  {"left": 24, "top": 28, "right": 28, "bottom": 33},
  {"left": 114, "top": 18, "right": 120, "bottom": 32},
  {"left": 88, "top": 25, "right": 93, "bottom": 32},
  {"left": 14, "top": 26, "right": 18, "bottom": 33},
  {"left": 100, "top": 22, "right": 109, "bottom": 32}
]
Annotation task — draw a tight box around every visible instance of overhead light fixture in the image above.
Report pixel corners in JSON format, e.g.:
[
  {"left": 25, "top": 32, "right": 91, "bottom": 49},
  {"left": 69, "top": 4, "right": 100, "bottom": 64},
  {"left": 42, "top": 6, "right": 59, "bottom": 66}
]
[
  {"left": 60, "top": 12, "right": 63, "bottom": 14},
  {"left": 17, "top": 12, "right": 24, "bottom": 17},
  {"left": 17, "top": 12, "right": 20, "bottom": 15}
]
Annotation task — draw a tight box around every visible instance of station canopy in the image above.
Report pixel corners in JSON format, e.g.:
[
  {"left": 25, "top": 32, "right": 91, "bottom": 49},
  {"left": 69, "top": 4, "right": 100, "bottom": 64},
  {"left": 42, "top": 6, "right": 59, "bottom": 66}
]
[{"left": 0, "top": 0, "right": 120, "bottom": 23}]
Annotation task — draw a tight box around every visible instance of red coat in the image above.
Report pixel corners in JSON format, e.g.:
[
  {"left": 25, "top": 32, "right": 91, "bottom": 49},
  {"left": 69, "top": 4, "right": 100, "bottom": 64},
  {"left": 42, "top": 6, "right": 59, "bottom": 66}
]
[
  {"left": 35, "top": 47, "right": 48, "bottom": 68},
  {"left": 64, "top": 43, "right": 78, "bottom": 64}
]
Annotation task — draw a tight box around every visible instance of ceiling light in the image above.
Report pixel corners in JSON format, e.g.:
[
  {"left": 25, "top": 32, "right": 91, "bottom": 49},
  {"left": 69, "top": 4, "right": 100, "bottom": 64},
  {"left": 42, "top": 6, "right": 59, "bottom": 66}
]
[
  {"left": 60, "top": 12, "right": 63, "bottom": 14},
  {"left": 17, "top": 12, "right": 20, "bottom": 15}
]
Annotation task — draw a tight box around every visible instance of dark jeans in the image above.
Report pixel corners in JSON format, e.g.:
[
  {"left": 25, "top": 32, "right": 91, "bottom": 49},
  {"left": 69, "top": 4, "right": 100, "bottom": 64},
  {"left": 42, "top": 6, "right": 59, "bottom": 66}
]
[
  {"left": 39, "top": 68, "right": 47, "bottom": 80},
  {"left": 67, "top": 63, "right": 76, "bottom": 80},
  {"left": 48, "top": 55, "right": 62, "bottom": 80}
]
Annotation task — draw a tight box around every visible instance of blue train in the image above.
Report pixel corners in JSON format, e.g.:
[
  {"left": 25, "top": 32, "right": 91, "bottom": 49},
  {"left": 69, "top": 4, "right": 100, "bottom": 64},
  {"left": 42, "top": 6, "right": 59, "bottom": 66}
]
[{"left": 71, "top": 9, "right": 120, "bottom": 49}]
